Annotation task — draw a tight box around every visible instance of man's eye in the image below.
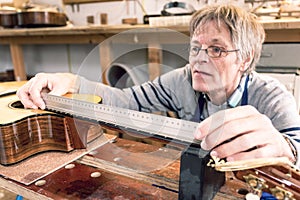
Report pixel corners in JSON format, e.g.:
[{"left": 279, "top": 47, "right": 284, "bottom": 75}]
[
  {"left": 211, "top": 46, "right": 222, "bottom": 53},
  {"left": 191, "top": 46, "right": 199, "bottom": 52},
  {"left": 190, "top": 46, "right": 200, "bottom": 54}
]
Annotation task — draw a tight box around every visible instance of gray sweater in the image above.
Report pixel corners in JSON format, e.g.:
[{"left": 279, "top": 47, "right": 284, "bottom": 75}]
[{"left": 79, "top": 64, "right": 300, "bottom": 167}]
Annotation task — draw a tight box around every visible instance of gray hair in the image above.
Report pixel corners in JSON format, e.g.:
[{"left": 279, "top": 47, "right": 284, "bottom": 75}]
[{"left": 190, "top": 4, "right": 265, "bottom": 72}]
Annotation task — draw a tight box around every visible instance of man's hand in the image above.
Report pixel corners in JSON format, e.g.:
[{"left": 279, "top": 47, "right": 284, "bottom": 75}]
[
  {"left": 16, "top": 73, "right": 79, "bottom": 109},
  {"left": 194, "top": 105, "right": 296, "bottom": 163}
]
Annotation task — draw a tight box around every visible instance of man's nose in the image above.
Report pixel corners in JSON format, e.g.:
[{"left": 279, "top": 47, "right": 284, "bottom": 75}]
[{"left": 194, "top": 49, "right": 209, "bottom": 63}]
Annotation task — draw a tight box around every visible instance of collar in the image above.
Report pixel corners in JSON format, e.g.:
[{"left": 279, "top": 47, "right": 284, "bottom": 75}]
[{"left": 227, "top": 74, "right": 250, "bottom": 108}]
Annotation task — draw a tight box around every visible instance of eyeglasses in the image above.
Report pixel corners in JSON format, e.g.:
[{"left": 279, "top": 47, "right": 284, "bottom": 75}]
[{"left": 189, "top": 45, "right": 239, "bottom": 58}]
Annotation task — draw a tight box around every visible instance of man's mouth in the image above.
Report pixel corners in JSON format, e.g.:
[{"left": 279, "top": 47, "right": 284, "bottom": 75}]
[{"left": 193, "top": 69, "right": 211, "bottom": 77}]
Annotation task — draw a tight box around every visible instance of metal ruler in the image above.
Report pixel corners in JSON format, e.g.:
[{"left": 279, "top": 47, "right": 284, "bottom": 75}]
[{"left": 43, "top": 93, "right": 199, "bottom": 145}]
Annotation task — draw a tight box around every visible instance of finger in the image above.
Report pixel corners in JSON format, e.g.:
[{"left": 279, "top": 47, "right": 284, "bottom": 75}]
[
  {"left": 225, "top": 144, "right": 277, "bottom": 162},
  {"left": 194, "top": 105, "right": 259, "bottom": 140},
  {"left": 16, "top": 81, "right": 38, "bottom": 109},
  {"left": 200, "top": 113, "right": 271, "bottom": 150},
  {"left": 210, "top": 129, "right": 270, "bottom": 159},
  {"left": 27, "top": 75, "right": 49, "bottom": 109},
  {"left": 17, "top": 89, "right": 38, "bottom": 109}
]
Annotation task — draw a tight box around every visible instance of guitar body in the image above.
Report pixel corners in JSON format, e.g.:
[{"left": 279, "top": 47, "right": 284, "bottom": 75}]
[
  {"left": 0, "top": 82, "right": 99, "bottom": 165},
  {"left": 17, "top": 11, "right": 67, "bottom": 28},
  {"left": 0, "top": 11, "right": 67, "bottom": 28}
]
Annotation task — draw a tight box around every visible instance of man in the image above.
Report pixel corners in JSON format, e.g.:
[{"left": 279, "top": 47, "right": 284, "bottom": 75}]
[{"left": 17, "top": 4, "right": 299, "bottom": 167}]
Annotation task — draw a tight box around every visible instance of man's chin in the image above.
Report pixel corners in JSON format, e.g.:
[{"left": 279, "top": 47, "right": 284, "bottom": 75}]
[{"left": 192, "top": 83, "right": 209, "bottom": 93}]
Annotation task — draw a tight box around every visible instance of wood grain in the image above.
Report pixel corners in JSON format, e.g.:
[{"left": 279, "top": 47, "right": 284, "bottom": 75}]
[
  {"left": 0, "top": 92, "right": 84, "bottom": 165},
  {"left": 0, "top": 81, "right": 102, "bottom": 165}
]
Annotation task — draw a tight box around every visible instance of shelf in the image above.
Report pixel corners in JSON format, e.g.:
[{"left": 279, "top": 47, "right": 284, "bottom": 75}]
[{"left": 63, "top": 0, "right": 122, "bottom": 4}]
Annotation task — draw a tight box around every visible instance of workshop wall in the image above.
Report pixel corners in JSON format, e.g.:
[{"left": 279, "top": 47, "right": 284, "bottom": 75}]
[
  {"left": 64, "top": 0, "right": 235, "bottom": 26},
  {"left": 0, "top": 0, "right": 244, "bottom": 81}
]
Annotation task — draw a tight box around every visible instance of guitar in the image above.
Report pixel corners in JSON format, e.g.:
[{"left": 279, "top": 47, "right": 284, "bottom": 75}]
[
  {"left": 210, "top": 157, "right": 300, "bottom": 199},
  {"left": 0, "top": 82, "right": 102, "bottom": 165},
  {"left": 0, "top": 3, "right": 67, "bottom": 29},
  {"left": 0, "top": 11, "right": 67, "bottom": 28}
]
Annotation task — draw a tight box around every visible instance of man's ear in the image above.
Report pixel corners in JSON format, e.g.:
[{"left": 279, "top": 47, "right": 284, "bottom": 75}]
[{"left": 240, "top": 50, "right": 254, "bottom": 72}]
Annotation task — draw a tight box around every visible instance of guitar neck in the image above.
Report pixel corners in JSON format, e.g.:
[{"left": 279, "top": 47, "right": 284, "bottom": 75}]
[{"left": 43, "top": 93, "right": 199, "bottom": 145}]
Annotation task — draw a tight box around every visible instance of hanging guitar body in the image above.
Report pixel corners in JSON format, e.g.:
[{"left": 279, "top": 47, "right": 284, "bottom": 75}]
[
  {"left": 0, "top": 12, "right": 17, "bottom": 28},
  {"left": 17, "top": 11, "right": 67, "bottom": 28},
  {"left": 0, "top": 11, "right": 67, "bottom": 28}
]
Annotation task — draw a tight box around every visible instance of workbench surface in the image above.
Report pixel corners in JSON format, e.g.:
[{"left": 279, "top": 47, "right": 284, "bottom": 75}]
[{"left": 0, "top": 135, "right": 250, "bottom": 200}]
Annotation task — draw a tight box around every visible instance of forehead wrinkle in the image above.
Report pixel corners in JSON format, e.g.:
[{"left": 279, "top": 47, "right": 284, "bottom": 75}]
[
  {"left": 191, "top": 36, "right": 227, "bottom": 47},
  {"left": 192, "top": 20, "right": 232, "bottom": 47}
]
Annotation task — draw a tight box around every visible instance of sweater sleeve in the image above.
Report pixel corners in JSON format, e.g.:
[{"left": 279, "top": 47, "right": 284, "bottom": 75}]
[
  {"left": 78, "top": 65, "right": 198, "bottom": 119},
  {"left": 248, "top": 73, "right": 300, "bottom": 167}
]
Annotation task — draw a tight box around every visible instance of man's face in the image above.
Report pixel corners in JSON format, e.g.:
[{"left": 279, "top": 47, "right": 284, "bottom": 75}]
[{"left": 189, "top": 20, "right": 244, "bottom": 100}]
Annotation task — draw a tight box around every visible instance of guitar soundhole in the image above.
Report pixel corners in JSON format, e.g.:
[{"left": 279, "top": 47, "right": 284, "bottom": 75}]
[{"left": 10, "top": 101, "right": 25, "bottom": 109}]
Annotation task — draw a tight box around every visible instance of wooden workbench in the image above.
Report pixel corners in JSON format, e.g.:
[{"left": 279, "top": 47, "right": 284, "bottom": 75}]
[
  {"left": 1, "top": 81, "right": 298, "bottom": 199},
  {"left": 0, "top": 136, "right": 249, "bottom": 200},
  {"left": 0, "top": 78, "right": 246, "bottom": 199},
  {"left": 0, "top": 18, "right": 300, "bottom": 81}
]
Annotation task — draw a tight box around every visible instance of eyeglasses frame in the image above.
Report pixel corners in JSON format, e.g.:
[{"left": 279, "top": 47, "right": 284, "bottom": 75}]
[{"left": 189, "top": 45, "right": 240, "bottom": 58}]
